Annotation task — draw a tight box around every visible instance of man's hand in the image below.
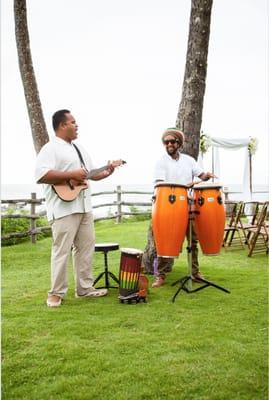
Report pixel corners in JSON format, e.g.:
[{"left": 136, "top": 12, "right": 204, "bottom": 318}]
[
  {"left": 198, "top": 172, "right": 218, "bottom": 181},
  {"left": 105, "top": 161, "right": 115, "bottom": 175},
  {"left": 70, "top": 168, "right": 88, "bottom": 182},
  {"left": 96, "top": 161, "right": 116, "bottom": 178},
  {"left": 89, "top": 161, "right": 115, "bottom": 180}
]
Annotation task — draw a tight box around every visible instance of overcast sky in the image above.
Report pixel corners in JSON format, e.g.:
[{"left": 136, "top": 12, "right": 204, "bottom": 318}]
[{"left": 1, "top": 0, "right": 268, "bottom": 187}]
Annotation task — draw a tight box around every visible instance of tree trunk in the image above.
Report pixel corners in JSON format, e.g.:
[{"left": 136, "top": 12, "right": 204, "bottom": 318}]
[
  {"left": 143, "top": 0, "right": 213, "bottom": 272},
  {"left": 176, "top": 0, "right": 213, "bottom": 160},
  {"left": 14, "top": 0, "right": 49, "bottom": 154}
]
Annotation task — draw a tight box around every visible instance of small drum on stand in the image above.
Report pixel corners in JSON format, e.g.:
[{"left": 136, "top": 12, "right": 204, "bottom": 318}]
[
  {"left": 193, "top": 183, "right": 225, "bottom": 255},
  {"left": 152, "top": 183, "right": 188, "bottom": 257},
  {"left": 118, "top": 248, "right": 148, "bottom": 304}
]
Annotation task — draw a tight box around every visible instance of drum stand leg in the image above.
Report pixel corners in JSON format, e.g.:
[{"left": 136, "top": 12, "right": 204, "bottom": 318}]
[
  {"left": 94, "top": 251, "right": 119, "bottom": 289},
  {"left": 171, "top": 200, "right": 230, "bottom": 303},
  {"left": 171, "top": 270, "right": 230, "bottom": 303}
]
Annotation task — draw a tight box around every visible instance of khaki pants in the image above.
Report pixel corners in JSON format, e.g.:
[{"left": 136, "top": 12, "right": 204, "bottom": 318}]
[{"left": 49, "top": 212, "right": 95, "bottom": 297}]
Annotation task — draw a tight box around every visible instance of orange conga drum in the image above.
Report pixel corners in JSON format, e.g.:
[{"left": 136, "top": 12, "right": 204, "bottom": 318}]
[
  {"left": 152, "top": 183, "right": 188, "bottom": 257},
  {"left": 193, "top": 183, "right": 225, "bottom": 255}
]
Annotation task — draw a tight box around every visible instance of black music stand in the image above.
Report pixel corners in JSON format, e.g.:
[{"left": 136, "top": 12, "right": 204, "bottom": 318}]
[
  {"left": 94, "top": 243, "right": 120, "bottom": 289},
  {"left": 171, "top": 193, "right": 230, "bottom": 303}
]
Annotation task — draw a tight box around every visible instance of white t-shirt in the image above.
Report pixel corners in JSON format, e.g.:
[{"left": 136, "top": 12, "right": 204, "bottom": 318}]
[
  {"left": 153, "top": 153, "right": 203, "bottom": 185},
  {"left": 35, "top": 136, "right": 95, "bottom": 222}
]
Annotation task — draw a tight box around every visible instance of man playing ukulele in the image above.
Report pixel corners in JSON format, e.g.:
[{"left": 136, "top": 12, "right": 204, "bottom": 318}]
[{"left": 35, "top": 109, "right": 124, "bottom": 307}]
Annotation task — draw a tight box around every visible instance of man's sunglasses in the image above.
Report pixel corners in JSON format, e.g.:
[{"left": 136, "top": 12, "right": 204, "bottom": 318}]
[{"left": 163, "top": 139, "right": 179, "bottom": 145}]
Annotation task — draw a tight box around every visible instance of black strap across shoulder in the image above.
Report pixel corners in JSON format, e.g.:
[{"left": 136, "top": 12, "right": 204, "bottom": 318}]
[{"left": 72, "top": 143, "right": 87, "bottom": 170}]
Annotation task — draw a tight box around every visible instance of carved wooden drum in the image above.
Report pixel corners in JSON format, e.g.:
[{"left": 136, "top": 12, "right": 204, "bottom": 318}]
[{"left": 118, "top": 248, "right": 143, "bottom": 300}]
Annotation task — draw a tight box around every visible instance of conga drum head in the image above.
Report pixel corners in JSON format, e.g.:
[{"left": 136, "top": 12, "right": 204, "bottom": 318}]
[
  {"left": 154, "top": 182, "right": 189, "bottom": 189},
  {"left": 120, "top": 248, "right": 143, "bottom": 256},
  {"left": 193, "top": 182, "right": 223, "bottom": 190}
]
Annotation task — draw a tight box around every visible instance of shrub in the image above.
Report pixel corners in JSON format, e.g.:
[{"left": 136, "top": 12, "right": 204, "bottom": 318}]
[
  {"left": 127, "top": 206, "right": 151, "bottom": 222},
  {"left": 1, "top": 206, "right": 51, "bottom": 246}
]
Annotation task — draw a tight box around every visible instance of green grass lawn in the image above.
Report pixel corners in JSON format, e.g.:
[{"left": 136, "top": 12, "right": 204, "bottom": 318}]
[{"left": 2, "top": 219, "right": 268, "bottom": 400}]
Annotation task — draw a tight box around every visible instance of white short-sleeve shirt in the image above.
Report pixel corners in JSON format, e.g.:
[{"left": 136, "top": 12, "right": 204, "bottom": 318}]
[
  {"left": 153, "top": 153, "right": 203, "bottom": 185},
  {"left": 35, "top": 136, "right": 95, "bottom": 222}
]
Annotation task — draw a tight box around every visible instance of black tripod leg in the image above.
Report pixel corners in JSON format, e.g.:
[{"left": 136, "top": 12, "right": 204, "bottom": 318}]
[
  {"left": 93, "top": 271, "right": 105, "bottom": 286},
  {"left": 171, "top": 277, "right": 185, "bottom": 286},
  {"left": 171, "top": 276, "right": 191, "bottom": 302},
  {"left": 196, "top": 277, "right": 230, "bottom": 294},
  {"left": 104, "top": 252, "right": 110, "bottom": 287},
  {"left": 172, "top": 285, "right": 183, "bottom": 303},
  {"left": 108, "top": 271, "right": 120, "bottom": 284}
]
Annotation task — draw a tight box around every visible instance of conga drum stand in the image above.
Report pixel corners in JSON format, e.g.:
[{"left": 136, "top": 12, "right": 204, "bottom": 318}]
[{"left": 171, "top": 193, "right": 230, "bottom": 303}]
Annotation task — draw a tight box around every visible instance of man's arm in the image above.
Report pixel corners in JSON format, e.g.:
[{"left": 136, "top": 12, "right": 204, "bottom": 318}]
[
  {"left": 89, "top": 162, "right": 115, "bottom": 181},
  {"left": 186, "top": 172, "right": 217, "bottom": 187},
  {"left": 89, "top": 169, "right": 114, "bottom": 181},
  {"left": 37, "top": 168, "right": 88, "bottom": 184}
]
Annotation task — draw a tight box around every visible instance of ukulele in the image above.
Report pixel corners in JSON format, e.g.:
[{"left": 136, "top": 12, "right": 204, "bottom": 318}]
[{"left": 52, "top": 160, "right": 126, "bottom": 202}]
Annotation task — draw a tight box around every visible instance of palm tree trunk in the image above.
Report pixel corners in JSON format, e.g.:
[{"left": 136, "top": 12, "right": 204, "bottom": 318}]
[
  {"left": 143, "top": 0, "right": 213, "bottom": 271},
  {"left": 176, "top": 0, "right": 213, "bottom": 160},
  {"left": 14, "top": 0, "right": 49, "bottom": 154}
]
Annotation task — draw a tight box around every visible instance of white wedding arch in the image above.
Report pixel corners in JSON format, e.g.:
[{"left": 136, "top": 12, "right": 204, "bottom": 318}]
[{"left": 198, "top": 136, "right": 258, "bottom": 200}]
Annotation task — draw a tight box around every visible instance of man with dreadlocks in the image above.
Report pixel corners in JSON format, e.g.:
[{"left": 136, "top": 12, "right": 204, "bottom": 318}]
[{"left": 143, "top": 127, "right": 215, "bottom": 288}]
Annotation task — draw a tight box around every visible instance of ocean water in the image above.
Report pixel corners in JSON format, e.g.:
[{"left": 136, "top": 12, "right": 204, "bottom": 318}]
[
  {"left": 2, "top": 182, "right": 269, "bottom": 200},
  {"left": 1, "top": 183, "right": 154, "bottom": 218},
  {"left": 1, "top": 183, "right": 268, "bottom": 219}
]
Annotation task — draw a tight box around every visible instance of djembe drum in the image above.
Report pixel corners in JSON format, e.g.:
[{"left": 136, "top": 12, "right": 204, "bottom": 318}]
[
  {"left": 118, "top": 248, "right": 148, "bottom": 303},
  {"left": 152, "top": 183, "right": 188, "bottom": 257},
  {"left": 193, "top": 183, "right": 225, "bottom": 255}
]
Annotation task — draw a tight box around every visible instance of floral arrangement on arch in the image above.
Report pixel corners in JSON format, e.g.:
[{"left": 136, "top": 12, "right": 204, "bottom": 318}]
[
  {"left": 199, "top": 134, "right": 212, "bottom": 154},
  {"left": 248, "top": 137, "right": 258, "bottom": 155}
]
